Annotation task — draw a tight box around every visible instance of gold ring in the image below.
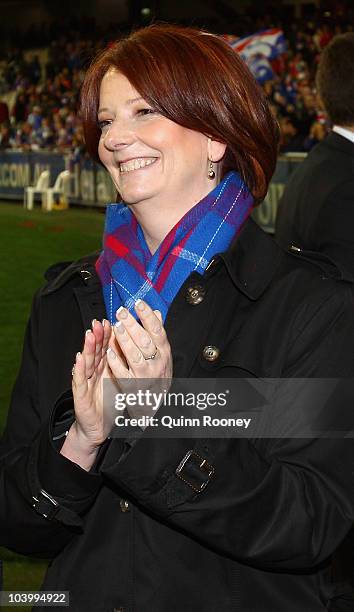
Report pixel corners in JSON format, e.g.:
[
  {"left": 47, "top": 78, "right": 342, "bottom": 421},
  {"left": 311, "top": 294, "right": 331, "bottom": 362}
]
[{"left": 144, "top": 346, "right": 159, "bottom": 360}]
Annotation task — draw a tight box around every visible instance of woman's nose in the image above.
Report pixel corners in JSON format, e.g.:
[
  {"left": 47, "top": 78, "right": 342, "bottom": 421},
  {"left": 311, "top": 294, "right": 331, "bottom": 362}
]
[{"left": 103, "top": 120, "right": 135, "bottom": 151}]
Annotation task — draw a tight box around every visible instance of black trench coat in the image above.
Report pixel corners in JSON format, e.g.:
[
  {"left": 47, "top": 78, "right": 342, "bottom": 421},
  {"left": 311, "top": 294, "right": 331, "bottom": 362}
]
[{"left": 1, "top": 219, "right": 354, "bottom": 612}]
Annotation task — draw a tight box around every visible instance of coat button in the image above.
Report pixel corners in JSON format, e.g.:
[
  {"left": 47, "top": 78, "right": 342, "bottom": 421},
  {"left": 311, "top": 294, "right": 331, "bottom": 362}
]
[
  {"left": 120, "top": 499, "right": 130, "bottom": 513},
  {"left": 185, "top": 284, "right": 206, "bottom": 305},
  {"left": 202, "top": 345, "right": 220, "bottom": 362}
]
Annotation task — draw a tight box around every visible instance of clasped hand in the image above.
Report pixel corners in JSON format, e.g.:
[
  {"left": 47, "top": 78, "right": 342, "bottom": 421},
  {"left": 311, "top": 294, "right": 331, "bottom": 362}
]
[{"left": 67, "top": 300, "right": 172, "bottom": 461}]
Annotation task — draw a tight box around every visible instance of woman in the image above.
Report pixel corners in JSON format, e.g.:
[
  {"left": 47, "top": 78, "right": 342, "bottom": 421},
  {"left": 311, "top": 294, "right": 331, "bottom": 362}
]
[{"left": 1, "top": 24, "right": 354, "bottom": 612}]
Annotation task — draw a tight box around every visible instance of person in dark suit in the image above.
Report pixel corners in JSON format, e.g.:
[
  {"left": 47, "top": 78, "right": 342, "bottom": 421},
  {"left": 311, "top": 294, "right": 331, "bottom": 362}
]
[
  {"left": 275, "top": 33, "right": 354, "bottom": 275},
  {"left": 276, "top": 33, "right": 354, "bottom": 596}
]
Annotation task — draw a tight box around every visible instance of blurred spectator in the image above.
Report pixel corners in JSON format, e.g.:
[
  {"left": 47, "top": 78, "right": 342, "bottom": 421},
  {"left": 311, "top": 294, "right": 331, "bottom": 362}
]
[
  {"left": 303, "top": 119, "right": 327, "bottom": 150},
  {"left": 12, "top": 93, "right": 27, "bottom": 123},
  {"left": 0, "top": 100, "right": 9, "bottom": 124},
  {"left": 279, "top": 116, "right": 306, "bottom": 153},
  {"left": 0, "top": 124, "right": 12, "bottom": 148},
  {"left": 14, "top": 121, "right": 32, "bottom": 149},
  {"left": 27, "top": 105, "right": 42, "bottom": 130},
  {"left": 314, "top": 24, "right": 333, "bottom": 50},
  {"left": 37, "top": 117, "right": 55, "bottom": 148}
]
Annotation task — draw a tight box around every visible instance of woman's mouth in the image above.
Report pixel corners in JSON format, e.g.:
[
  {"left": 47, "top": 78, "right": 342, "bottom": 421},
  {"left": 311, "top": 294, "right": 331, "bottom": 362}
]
[{"left": 119, "top": 157, "right": 158, "bottom": 173}]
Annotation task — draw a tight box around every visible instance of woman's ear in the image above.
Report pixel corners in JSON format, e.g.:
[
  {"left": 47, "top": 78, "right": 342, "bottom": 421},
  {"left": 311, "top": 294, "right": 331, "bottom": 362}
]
[{"left": 207, "top": 137, "right": 227, "bottom": 162}]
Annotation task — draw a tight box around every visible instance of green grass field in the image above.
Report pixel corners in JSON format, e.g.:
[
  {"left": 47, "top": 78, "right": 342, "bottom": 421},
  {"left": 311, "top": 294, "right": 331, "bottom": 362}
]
[{"left": 0, "top": 201, "right": 105, "bottom": 609}]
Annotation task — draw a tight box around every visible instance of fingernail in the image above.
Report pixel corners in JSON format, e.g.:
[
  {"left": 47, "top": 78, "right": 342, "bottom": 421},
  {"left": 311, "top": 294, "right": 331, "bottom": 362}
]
[
  {"left": 107, "top": 347, "right": 116, "bottom": 359},
  {"left": 85, "top": 329, "right": 92, "bottom": 335},
  {"left": 117, "top": 306, "right": 128, "bottom": 319},
  {"left": 102, "top": 319, "right": 106, "bottom": 327},
  {"left": 115, "top": 321, "right": 125, "bottom": 334},
  {"left": 135, "top": 299, "right": 145, "bottom": 311},
  {"left": 92, "top": 319, "right": 96, "bottom": 328},
  {"left": 76, "top": 351, "right": 81, "bottom": 359}
]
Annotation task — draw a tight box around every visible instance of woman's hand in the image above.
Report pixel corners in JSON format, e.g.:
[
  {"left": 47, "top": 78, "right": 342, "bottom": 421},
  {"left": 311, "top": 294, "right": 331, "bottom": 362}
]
[
  {"left": 107, "top": 300, "right": 172, "bottom": 377},
  {"left": 106, "top": 300, "right": 173, "bottom": 419},
  {"left": 61, "top": 319, "right": 114, "bottom": 470},
  {"left": 61, "top": 301, "right": 173, "bottom": 470}
]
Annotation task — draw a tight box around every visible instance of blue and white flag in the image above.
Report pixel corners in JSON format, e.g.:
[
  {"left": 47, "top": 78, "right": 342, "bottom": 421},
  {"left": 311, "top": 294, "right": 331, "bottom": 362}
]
[
  {"left": 247, "top": 55, "right": 274, "bottom": 83},
  {"left": 231, "top": 28, "right": 286, "bottom": 61}
]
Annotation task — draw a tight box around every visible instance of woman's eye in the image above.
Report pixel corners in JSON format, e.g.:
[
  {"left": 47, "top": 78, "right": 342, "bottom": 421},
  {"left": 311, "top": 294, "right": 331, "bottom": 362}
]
[
  {"left": 98, "top": 119, "right": 111, "bottom": 131},
  {"left": 137, "top": 108, "right": 156, "bottom": 116}
]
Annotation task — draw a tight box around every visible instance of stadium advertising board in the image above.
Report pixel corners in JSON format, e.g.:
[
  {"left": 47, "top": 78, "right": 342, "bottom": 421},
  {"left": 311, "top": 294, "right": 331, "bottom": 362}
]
[{"left": 0, "top": 150, "right": 305, "bottom": 232}]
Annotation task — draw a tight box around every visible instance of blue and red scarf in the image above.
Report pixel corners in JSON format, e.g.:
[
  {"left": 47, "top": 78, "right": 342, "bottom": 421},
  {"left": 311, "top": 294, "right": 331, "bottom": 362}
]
[{"left": 96, "top": 171, "right": 254, "bottom": 323}]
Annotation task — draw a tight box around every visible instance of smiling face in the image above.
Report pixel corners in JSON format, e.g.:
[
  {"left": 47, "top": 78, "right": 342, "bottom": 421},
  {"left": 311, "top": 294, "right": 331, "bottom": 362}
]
[{"left": 97, "top": 69, "right": 225, "bottom": 215}]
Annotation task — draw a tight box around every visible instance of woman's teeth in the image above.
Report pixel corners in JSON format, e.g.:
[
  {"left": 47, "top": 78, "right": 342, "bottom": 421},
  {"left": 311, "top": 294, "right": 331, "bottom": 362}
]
[{"left": 119, "top": 158, "right": 157, "bottom": 173}]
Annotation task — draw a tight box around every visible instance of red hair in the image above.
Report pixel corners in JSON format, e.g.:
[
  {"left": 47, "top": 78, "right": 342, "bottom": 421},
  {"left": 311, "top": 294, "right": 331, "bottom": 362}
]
[{"left": 80, "top": 24, "right": 279, "bottom": 200}]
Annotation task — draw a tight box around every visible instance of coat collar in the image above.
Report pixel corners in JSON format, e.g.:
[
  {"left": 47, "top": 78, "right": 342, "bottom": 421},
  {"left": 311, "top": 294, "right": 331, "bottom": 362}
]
[
  {"left": 324, "top": 130, "right": 354, "bottom": 158},
  {"left": 42, "top": 251, "right": 102, "bottom": 295},
  {"left": 204, "top": 218, "right": 283, "bottom": 301},
  {"left": 206, "top": 217, "right": 354, "bottom": 293}
]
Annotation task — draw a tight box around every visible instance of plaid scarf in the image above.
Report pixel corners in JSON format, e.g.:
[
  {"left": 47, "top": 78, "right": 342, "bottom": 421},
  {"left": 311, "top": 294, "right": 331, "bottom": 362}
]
[{"left": 96, "top": 171, "right": 254, "bottom": 323}]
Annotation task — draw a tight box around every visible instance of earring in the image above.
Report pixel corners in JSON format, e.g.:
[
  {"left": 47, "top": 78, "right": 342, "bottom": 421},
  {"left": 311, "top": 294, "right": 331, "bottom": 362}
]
[{"left": 208, "top": 160, "right": 215, "bottom": 180}]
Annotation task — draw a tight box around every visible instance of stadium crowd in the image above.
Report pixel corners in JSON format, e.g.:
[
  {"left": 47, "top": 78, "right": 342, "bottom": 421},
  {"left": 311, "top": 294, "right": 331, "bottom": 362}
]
[
  {"left": 0, "top": 5, "right": 353, "bottom": 156},
  {"left": 0, "top": 36, "right": 91, "bottom": 156}
]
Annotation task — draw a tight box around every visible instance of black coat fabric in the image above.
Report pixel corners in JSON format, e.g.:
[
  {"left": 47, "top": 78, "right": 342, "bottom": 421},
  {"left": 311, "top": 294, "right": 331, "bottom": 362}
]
[
  {"left": 1, "top": 219, "right": 354, "bottom": 612},
  {"left": 275, "top": 131, "right": 354, "bottom": 275}
]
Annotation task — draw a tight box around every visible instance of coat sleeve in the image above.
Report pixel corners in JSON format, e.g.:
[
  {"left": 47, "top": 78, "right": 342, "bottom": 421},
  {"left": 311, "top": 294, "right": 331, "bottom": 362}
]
[
  {"left": 0, "top": 289, "right": 102, "bottom": 559},
  {"left": 99, "top": 287, "right": 354, "bottom": 571}
]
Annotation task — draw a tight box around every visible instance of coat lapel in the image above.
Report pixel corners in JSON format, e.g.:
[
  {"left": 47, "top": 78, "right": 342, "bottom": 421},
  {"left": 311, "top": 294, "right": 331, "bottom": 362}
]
[{"left": 164, "top": 219, "right": 283, "bottom": 377}]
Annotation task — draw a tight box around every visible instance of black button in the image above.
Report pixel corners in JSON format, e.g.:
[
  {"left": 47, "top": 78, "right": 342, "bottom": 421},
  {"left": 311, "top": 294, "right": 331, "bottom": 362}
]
[{"left": 185, "top": 284, "right": 206, "bottom": 305}]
